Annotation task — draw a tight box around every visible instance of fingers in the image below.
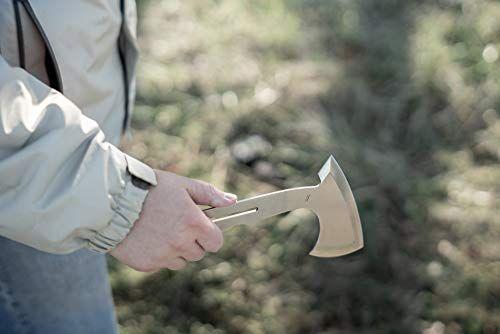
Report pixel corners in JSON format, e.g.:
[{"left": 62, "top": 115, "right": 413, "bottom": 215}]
[
  {"left": 182, "top": 241, "right": 205, "bottom": 261},
  {"left": 184, "top": 178, "right": 237, "bottom": 207},
  {"left": 196, "top": 225, "right": 223, "bottom": 252},
  {"left": 113, "top": 170, "right": 231, "bottom": 274},
  {"left": 187, "top": 203, "right": 224, "bottom": 252},
  {"left": 163, "top": 242, "right": 206, "bottom": 270}
]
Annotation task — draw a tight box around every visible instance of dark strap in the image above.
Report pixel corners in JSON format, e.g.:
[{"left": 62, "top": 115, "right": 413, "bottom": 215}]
[
  {"left": 44, "top": 48, "right": 61, "bottom": 90},
  {"left": 13, "top": 0, "right": 26, "bottom": 69},
  {"left": 118, "top": 0, "right": 129, "bottom": 134}
]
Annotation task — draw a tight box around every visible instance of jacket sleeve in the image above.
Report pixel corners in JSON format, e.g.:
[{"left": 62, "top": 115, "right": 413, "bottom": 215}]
[{"left": 0, "top": 56, "right": 157, "bottom": 254}]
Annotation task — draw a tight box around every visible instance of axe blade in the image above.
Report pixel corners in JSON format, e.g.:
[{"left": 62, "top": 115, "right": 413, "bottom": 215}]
[{"left": 308, "top": 155, "right": 364, "bottom": 257}]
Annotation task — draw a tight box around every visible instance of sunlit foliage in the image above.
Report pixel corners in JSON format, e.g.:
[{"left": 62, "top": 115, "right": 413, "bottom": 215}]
[{"left": 111, "top": 1, "right": 500, "bottom": 333}]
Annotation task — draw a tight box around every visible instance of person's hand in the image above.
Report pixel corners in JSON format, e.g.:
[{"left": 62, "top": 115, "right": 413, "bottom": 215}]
[{"left": 109, "top": 169, "right": 237, "bottom": 272}]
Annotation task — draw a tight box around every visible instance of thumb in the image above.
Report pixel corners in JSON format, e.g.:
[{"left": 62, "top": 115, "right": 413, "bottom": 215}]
[{"left": 185, "top": 179, "right": 237, "bottom": 207}]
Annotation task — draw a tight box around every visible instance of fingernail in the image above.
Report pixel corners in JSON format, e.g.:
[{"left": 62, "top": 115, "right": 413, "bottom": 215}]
[
  {"left": 213, "top": 192, "right": 237, "bottom": 206},
  {"left": 223, "top": 192, "right": 238, "bottom": 202}
]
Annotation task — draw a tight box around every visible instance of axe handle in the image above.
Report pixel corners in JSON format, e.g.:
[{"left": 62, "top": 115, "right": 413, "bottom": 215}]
[{"left": 203, "top": 185, "right": 318, "bottom": 230}]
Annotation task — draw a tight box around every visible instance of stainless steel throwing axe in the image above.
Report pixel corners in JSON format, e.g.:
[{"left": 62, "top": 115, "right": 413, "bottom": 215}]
[{"left": 204, "top": 155, "right": 364, "bottom": 257}]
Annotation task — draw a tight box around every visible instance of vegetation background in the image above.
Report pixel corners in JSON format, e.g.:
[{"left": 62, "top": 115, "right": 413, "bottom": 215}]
[{"left": 109, "top": 0, "right": 500, "bottom": 333}]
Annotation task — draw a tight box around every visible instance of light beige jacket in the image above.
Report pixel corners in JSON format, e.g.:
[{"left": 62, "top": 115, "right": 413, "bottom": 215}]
[{"left": 0, "top": 0, "right": 157, "bottom": 254}]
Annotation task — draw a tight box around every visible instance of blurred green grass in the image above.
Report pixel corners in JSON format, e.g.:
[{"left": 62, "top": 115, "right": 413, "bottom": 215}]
[{"left": 111, "top": 0, "right": 500, "bottom": 333}]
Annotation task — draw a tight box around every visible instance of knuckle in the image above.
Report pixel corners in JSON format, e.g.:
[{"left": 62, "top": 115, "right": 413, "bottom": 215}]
[
  {"left": 181, "top": 242, "right": 205, "bottom": 261},
  {"left": 182, "top": 209, "right": 203, "bottom": 228},
  {"left": 205, "top": 234, "right": 224, "bottom": 252},
  {"left": 186, "top": 216, "right": 202, "bottom": 229},
  {"left": 189, "top": 249, "right": 205, "bottom": 262},
  {"left": 191, "top": 181, "right": 206, "bottom": 197},
  {"left": 170, "top": 238, "right": 186, "bottom": 253},
  {"left": 207, "top": 183, "right": 218, "bottom": 197},
  {"left": 132, "top": 261, "right": 156, "bottom": 273},
  {"left": 188, "top": 214, "right": 209, "bottom": 235},
  {"left": 167, "top": 260, "right": 186, "bottom": 271}
]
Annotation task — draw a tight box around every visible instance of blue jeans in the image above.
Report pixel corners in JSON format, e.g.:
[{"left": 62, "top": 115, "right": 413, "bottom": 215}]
[{"left": 0, "top": 236, "right": 118, "bottom": 334}]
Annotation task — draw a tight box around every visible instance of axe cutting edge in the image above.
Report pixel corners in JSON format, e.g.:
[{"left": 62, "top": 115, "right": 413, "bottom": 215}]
[{"left": 204, "top": 154, "right": 364, "bottom": 258}]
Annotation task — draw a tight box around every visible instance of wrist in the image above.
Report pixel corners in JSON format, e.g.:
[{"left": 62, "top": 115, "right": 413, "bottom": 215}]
[{"left": 87, "top": 153, "right": 157, "bottom": 253}]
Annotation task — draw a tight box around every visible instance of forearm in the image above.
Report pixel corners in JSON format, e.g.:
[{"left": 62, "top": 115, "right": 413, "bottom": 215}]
[{"left": 0, "top": 56, "right": 156, "bottom": 254}]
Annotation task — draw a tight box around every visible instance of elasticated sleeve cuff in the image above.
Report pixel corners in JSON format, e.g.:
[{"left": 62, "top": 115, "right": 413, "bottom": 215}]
[{"left": 87, "top": 150, "right": 157, "bottom": 253}]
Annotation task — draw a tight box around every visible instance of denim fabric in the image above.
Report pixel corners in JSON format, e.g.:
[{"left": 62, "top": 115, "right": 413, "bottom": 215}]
[{"left": 0, "top": 237, "right": 118, "bottom": 334}]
